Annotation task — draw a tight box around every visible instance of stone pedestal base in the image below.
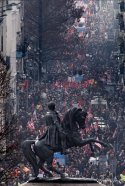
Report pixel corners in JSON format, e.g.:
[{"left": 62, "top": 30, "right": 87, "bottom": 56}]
[{"left": 21, "top": 177, "right": 105, "bottom": 186}]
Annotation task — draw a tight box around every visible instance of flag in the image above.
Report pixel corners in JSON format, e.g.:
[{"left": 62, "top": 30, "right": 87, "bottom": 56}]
[
  {"left": 52, "top": 158, "right": 57, "bottom": 167},
  {"left": 22, "top": 79, "right": 29, "bottom": 90},
  {"left": 27, "top": 119, "right": 35, "bottom": 132},
  {"left": 95, "top": 137, "right": 103, "bottom": 149}
]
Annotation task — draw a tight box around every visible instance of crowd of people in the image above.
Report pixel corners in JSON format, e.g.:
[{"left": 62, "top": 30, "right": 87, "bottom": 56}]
[{"left": 2, "top": 0, "right": 125, "bottom": 185}]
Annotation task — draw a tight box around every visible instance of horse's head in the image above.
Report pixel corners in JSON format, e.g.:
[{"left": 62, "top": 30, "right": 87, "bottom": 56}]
[
  {"left": 62, "top": 107, "right": 87, "bottom": 131},
  {"left": 74, "top": 108, "right": 88, "bottom": 129}
]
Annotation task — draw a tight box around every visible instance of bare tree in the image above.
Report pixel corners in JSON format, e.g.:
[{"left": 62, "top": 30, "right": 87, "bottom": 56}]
[{"left": 0, "top": 55, "right": 19, "bottom": 184}]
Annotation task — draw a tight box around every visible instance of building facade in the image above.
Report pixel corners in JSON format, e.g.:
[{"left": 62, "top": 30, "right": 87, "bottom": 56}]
[{"left": 0, "top": 0, "right": 23, "bottom": 114}]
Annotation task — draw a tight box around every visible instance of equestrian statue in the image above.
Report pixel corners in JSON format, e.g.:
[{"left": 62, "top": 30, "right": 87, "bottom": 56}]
[{"left": 22, "top": 102, "right": 109, "bottom": 179}]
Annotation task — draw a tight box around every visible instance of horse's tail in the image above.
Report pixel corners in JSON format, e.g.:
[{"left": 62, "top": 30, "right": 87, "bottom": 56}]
[{"left": 22, "top": 140, "right": 39, "bottom": 177}]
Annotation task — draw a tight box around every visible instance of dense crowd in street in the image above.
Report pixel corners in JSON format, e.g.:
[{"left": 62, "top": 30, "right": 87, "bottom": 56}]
[{"left": 2, "top": 0, "right": 125, "bottom": 186}]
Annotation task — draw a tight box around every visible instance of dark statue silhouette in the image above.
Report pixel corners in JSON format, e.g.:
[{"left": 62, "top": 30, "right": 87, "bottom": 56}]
[{"left": 22, "top": 107, "right": 109, "bottom": 179}]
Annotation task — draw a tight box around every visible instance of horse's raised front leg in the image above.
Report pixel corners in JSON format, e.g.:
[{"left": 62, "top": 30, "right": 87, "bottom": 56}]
[
  {"left": 73, "top": 137, "right": 108, "bottom": 148},
  {"left": 90, "top": 139, "right": 114, "bottom": 149}
]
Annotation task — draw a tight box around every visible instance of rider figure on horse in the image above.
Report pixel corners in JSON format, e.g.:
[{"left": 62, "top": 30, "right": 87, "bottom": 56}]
[{"left": 44, "top": 102, "right": 69, "bottom": 155}]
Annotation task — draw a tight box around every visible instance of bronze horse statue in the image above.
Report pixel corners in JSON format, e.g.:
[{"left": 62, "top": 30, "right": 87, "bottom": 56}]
[{"left": 22, "top": 107, "right": 108, "bottom": 179}]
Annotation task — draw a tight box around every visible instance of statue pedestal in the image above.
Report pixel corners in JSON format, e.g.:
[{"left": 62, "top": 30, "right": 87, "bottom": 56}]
[{"left": 21, "top": 177, "right": 105, "bottom": 186}]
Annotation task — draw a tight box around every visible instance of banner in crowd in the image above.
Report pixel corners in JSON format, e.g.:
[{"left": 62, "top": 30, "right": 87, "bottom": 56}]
[{"left": 52, "top": 79, "right": 95, "bottom": 89}]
